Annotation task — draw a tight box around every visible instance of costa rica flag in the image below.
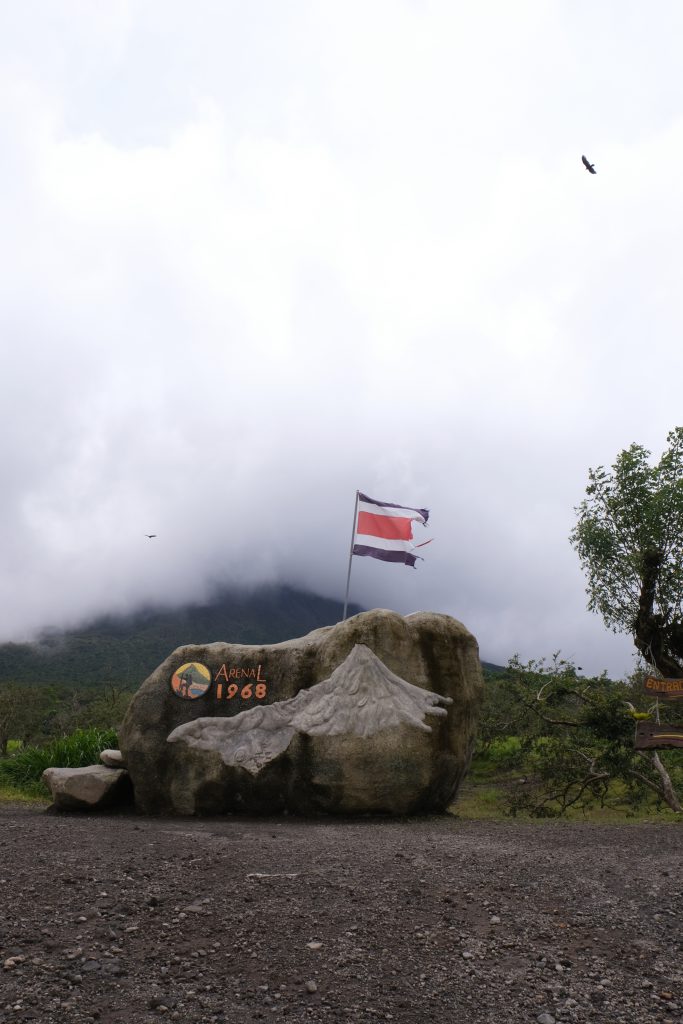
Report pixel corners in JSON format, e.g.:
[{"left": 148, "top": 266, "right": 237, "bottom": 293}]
[{"left": 353, "top": 492, "right": 432, "bottom": 568}]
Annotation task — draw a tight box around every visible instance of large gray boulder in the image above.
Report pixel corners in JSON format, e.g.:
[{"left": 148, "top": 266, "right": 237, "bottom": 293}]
[
  {"left": 119, "top": 609, "right": 484, "bottom": 816},
  {"left": 42, "top": 765, "right": 132, "bottom": 811}
]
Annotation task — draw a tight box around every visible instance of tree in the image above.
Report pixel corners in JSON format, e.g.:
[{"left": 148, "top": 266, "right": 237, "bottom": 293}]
[
  {"left": 0, "top": 683, "right": 54, "bottom": 756},
  {"left": 570, "top": 427, "right": 683, "bottom": 677},
  {"left": 483, "top": 656, "right": 682, "bottom": 816}
]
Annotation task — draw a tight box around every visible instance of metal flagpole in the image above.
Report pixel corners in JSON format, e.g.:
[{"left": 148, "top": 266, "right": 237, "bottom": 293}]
[{"left": 342, "top": 490, "right": 360, "bottom": 621}]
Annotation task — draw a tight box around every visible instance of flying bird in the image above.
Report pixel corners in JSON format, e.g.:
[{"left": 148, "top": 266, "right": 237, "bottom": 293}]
[
  {"left": 145, "top": 534, "right": 157, "bottom": 539},
  {"left": 581, "top": 155, "right": 596, "bottom": 174}
]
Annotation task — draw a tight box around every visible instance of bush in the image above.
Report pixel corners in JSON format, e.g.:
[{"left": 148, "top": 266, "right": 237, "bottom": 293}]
[
  {"left": 477, "top": 655, "right": 683, "bottom": 817},
  {"left": 0, "top": 727, "right": 118, "bottom": 795}
]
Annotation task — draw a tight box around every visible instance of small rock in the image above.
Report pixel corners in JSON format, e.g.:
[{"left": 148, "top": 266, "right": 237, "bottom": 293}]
[
  {"left": 305, "top": 980, "right": 318, "bottom": 994},
  {"left": 537, "top": 1015, "right": 555, "bottom": 1024},
  {"left": 306, "top": 942, "right": 323, "bottom": 951},
  {"left": 489, "top": 916, "right": 501, "bottom": 925},
  {"left": 100, "top": 749, "right": 125, "bottom": 768},
  {"left": 3, "top": 956, "right": 25, "bottom": 969}
]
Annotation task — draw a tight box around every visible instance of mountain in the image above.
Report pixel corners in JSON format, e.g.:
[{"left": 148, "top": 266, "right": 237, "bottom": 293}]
[
  {"left": 0, "top": 586, "right": 502, "bottom": 688},
  {"left": 481, "top": 660, "right": 506, "bottom": 675},
  {"left": 0, "top": 587, "right": 361, "bottom": 689}
]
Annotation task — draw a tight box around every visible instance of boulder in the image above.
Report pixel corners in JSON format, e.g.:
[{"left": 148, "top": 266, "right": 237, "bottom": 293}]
[
  {"left": 119, "top": 609, "right": 484, "bottom": 816},
  {"left": 42, "top": 765, "right": 132, "bottom": 811},
  {"left": 100, "top": 749, "right": 126, "bottom": 768}
]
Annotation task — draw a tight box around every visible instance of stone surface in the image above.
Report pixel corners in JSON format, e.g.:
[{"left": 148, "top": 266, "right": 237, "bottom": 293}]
[
  {"left": 99, "top": 748, "right": 125, "bottom": 768},
  {"left": 42, "top": 765, "right": 132, "bottom": 811},
  {"left": 167, "top": 645, "right": 453, "bottom": 774},
  {"left": 119, "top": 608, "right": 485, "bottom": 816}
]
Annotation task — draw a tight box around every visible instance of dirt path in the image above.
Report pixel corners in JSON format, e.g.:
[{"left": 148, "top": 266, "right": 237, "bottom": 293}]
[{"left": 0, "top": 805, "right": 681, "bottom": 1024}]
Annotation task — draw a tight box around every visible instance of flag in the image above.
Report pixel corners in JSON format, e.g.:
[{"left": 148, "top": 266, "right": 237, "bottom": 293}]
[{"left": 353, "top": 492, "right": 431, "bottom": 568}]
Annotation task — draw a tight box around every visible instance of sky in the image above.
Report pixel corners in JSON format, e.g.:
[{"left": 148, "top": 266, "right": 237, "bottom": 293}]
[{"left": 2, "top": 1, "right": 683, "bottom": 677}]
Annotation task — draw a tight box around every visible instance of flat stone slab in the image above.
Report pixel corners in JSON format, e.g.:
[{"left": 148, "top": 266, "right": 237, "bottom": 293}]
[{"left": 42, "top": 765, "right": 132, "bottom": 811}]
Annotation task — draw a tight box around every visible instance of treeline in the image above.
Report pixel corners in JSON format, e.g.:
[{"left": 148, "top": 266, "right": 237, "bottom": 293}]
[{"left": 0, "top": 683, "right": 132, "bottom": 756}]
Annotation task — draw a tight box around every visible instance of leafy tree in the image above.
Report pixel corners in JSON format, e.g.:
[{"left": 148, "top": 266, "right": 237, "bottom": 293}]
[
  {"left": 570, "top": 426, "right": 683, "bottom": 676},
  {"left": 73, "top": 687, "right": 132, "bottom": 732},
  {"left": 483, "top": 657, "right": 682, "bottom": 816},
  {"left": 0, "top": 683, "right": 56, "bottom": 755},
  {"left": 0, "top": 683, "right": 24, "bottom": 756},
  {"left": 0, "top": 682, "right": 133, "bottom": 757}
]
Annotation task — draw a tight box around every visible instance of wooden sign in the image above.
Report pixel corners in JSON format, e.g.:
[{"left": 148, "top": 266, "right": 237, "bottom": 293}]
[
  {"left": 644, "top": 676, "right": 683, "bottom": 700},
  {"left": 635, "top": 721, "right": 683, "bottom": 750}
]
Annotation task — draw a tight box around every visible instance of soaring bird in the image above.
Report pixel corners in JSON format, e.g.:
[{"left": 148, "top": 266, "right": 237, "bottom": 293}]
[
  {"left": 145, "top": 534, "right": 157, "bottom": 539},
  {"left": 582, "top": 154, "right": 596, "bottom": 174}
]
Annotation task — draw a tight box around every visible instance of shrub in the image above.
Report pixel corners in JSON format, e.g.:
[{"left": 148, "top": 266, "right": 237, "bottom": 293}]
[{"left": 0, "top": 726, "right": 118, "bottom": 795}]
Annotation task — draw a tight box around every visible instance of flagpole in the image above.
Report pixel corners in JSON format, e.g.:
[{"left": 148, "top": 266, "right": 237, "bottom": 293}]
[{"left": 342, "top": 490, "right": 360, "bottom": 621}]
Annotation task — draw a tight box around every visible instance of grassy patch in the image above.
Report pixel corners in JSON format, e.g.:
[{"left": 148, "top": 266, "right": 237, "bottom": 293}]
[
  {"left": 453, "top": 779, "right": 683, "bottom": 823},
  {"left": 0, "top": 783, "right": 48, "bottom": 805},
  {"left": 452, "top": 781, "right": 509, "bottom": 820},
  {"left": 0, "top": 727, "right": 118, "bottom": 798}
]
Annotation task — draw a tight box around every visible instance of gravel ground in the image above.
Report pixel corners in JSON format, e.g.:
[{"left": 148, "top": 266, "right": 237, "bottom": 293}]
[{"left": 0, "top": 804, "right": 681, "bottom": 1024}]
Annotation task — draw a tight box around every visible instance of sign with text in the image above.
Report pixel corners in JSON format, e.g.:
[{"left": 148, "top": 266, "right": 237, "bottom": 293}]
[
  {"left": 644, "top": 676, "right": 683, "bottom": 701},
  {"left": 634, "top": 721, "right": 683, "bottom": 750},
  {"left": 170, "top": 662, "right": 268, "bottom": 701}
]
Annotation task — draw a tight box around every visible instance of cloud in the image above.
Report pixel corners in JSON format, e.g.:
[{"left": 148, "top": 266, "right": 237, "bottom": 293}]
[{"left": 1, "top": 2, "right": 682, "bottom": 678}]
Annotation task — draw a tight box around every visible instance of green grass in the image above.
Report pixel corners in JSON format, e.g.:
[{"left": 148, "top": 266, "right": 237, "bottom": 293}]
[
  {"left": 452, "top": 779, "right": 683, "bottom": 823},
  {"left": 452, "top": 781, "right": 509, "bottom": 820},
  {"left": 0, "top": 783, "right": 48, "bottom": 804},
  {"left": 0, "top": 727, "right": 118, "bottom": 798},
  {"left": 468, "top": 737, "right": 525, "bottom": 781}
]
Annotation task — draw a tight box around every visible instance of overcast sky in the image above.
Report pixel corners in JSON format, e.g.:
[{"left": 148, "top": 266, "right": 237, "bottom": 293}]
[{"left": 2, "top": 1, "right": 683, "bottom": 676}]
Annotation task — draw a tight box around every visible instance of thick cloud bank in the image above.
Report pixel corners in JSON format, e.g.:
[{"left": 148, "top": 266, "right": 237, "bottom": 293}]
[{"left": 2, "top": 2, "right": 683, "bottom": 675}]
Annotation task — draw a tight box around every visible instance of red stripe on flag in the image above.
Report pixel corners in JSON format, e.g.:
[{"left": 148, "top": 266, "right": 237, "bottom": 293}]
[{"left": 357, "top": 511, "right": 413, "bottom": 541}]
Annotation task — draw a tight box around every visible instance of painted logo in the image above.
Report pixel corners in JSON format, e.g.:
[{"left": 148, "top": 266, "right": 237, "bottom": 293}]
[{"left": 171, "top": 662, "right": 212, "bottom": 700}]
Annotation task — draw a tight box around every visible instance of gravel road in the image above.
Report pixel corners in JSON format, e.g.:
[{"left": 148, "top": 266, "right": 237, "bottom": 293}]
[{"left": 0, "top": 805, "right": 681, "bottom": 1024}]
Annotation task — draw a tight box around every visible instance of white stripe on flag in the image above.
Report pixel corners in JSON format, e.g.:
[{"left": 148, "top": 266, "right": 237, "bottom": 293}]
[
  {"left": 353, "top": 534, "right": 417, "bottom": 553},
  {"left": 357, "top": 498, "right": 427, "bottom": 523}
]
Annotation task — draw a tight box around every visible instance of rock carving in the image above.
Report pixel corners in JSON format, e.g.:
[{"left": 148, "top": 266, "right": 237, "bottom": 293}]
[{"left": 167, "top": 644, "right": 452, "bottom": 775}]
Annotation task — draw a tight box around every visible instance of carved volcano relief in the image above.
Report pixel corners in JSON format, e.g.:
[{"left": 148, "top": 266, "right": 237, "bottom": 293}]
[
  {"left": 119, "top": 609, "right": 484, "bottom": 816},
  {"left": 167, "top": 645, "right": 452, "bottom": 775}
]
